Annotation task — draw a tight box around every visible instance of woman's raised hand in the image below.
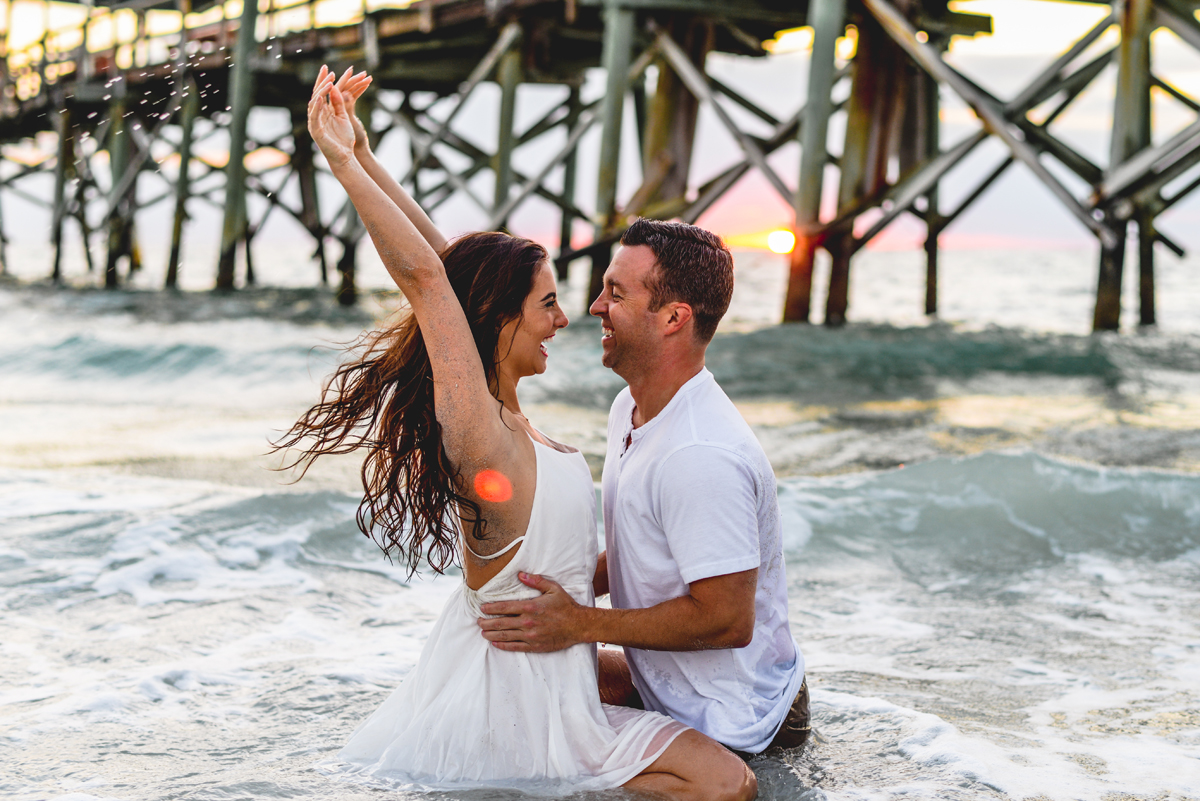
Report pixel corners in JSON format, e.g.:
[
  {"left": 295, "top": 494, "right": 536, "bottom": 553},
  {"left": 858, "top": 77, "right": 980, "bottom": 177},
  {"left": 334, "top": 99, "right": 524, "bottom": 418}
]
[
  {"left": 333, "top": 66, "right": 374, "bottom": 154},
  {"left": 308, "top": 66, "right": 357, "bottom": 168}
]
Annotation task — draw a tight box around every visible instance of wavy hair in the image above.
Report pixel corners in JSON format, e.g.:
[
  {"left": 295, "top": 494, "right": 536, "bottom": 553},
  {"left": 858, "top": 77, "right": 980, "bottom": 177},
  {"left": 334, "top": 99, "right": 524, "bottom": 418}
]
[{"left": 274, "top": 231, "right": 547, "bottom": 575}]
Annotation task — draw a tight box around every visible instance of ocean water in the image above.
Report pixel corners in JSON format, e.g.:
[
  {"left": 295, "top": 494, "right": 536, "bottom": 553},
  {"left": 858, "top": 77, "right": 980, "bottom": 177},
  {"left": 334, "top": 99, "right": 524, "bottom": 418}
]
[{"left": 2, "top": 248, "right": 1199, "bottom": 801}]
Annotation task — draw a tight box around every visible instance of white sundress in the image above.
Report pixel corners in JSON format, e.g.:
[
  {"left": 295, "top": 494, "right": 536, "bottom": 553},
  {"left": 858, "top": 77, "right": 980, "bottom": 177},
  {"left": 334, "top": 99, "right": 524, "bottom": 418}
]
[{"left": 334, "top": 437, "right": 688, "bottom": 794}]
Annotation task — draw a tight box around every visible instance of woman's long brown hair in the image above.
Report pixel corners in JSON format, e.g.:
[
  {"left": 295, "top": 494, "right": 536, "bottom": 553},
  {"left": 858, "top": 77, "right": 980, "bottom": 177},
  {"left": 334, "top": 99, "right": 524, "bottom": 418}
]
[{"left": 274, "top": 232, "right": 548, "bottom": 575}]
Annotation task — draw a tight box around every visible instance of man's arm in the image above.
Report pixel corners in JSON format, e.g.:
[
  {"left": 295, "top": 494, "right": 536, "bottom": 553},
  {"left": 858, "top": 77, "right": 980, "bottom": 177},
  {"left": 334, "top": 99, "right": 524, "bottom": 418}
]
[{"left": 478, "top": 568, "right": 757, "bottom": 653}]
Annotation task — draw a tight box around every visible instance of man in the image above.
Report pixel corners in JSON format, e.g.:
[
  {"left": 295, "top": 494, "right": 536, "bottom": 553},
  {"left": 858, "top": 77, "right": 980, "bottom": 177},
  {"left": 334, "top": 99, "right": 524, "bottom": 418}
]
[{"left": 479, "top": 219, "right": 808, "bottom": 757}]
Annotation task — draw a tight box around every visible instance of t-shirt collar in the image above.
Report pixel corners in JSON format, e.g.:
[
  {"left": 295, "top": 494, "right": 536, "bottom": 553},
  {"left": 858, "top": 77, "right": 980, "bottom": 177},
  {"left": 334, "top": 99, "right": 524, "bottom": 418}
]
[{"left": 625, "top": 367, "right": 713, "bottom": 444}]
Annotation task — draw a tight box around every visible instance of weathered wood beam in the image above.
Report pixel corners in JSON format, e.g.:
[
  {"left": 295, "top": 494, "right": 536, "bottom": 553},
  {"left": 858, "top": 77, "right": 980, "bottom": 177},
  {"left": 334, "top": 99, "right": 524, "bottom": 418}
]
[
  {"left": 785, "top": 0, "right": 844, "bottom": 323},
  {"left": 402, "top": 21, "right": 521, "bottom": 184},
  {"left": 166, "top": 77, "right": 198, "bottom": 289},
  {"left": 391, "top": 106, "right": 493, "bottom": 212},
  {"left": 683, "top": 105, "right": 803, "bottom": 225},
  {"left": 104, "top": 94, "right": 130, "bottom": 289},
  {"left": 1006, "top": 10, "right": 1115, "bottom": 114},
  {"left": 654, "top": 24, "right": 792, "bottom": 204},
  {"left": 1153, "top": 75, "right": 1200, "bottom": 113},
  {"left": 1156, "top": 0, "right": 1200, "bottom": 52},
  {"left": 51, "top": 103, "right": 74, "bottom": 283},
  {"left": 937, "top": 156, "right": 1012, "bottom": 232},
  {"left": 863, "top": 0, "right": 1118, "bottom": 250},
  {"left": 1098, "top": 117, "right": 1200, "bottom": 202},
  {"left": 825, "top": 14, "right": 903, "bottom": 326},
  {"left": 488, "top": 105, "right": 598, "bottom": 231},
  {"left": 216, "top": 0, "right": 258, "bottom": 290},
  {"left": 643, "top": 16, "right": 713, "bottom": 206},
  {"left": 849, "top": 131, "right": 986, "bottom": 255},
  {"left": 291, "top": 105, "right": 328, "bottom": 284},
  {"left": 557, "top": 84, "right": 582, "bottom": 278},
  {"left": 590, "top": 0, "right": 636, "bottom": 302},
  {"left": 709, "top": 75, "right": 778, "bottom": 127},
  {"left": 577, "top": 0, "right": 807, "bottom": 26},
  {"left": 492, "top": 38, "right": 523, "bottom": 224},
  {"left": 1094, "top": 0, "right": 1152, "bottom": 331}
]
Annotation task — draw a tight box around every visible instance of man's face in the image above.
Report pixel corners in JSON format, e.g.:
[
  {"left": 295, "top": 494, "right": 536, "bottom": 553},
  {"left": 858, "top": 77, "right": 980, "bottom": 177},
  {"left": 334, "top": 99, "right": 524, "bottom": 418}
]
[{"left": 589, "top": 244, "right": 662, "bottom": 378}]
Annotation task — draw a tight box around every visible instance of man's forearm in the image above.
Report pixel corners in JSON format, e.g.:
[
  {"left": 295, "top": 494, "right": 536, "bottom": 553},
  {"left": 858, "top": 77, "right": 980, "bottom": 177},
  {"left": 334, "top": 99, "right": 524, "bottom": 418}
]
[
  {"left": 577, "top": 595, "right": 753, "bottom": 652},
  {"left": 479, "top": 569, "right": 757, "bottom": 654}
]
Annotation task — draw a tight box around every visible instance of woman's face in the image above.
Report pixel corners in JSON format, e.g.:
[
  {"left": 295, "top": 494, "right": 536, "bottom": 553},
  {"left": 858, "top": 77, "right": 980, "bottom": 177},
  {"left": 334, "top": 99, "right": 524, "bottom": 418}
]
[{"left": 496, "top": 261, "right": 569, "bottom": 379}]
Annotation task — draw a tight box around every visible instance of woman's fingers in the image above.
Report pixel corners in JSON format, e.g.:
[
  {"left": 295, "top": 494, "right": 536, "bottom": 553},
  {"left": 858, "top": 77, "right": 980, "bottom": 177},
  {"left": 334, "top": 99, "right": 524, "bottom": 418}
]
[
  {"left": 311, "top": 66, "right": 330, "bottom": 97},
  {"left": 309, "top": 74, "right": 335, "bottom": 107},
  {"left": 329, "top": 85, "right": 347, "bottom": 115},
  {"left": 345, "top": 77, "right": 371, "bottom": 101}
]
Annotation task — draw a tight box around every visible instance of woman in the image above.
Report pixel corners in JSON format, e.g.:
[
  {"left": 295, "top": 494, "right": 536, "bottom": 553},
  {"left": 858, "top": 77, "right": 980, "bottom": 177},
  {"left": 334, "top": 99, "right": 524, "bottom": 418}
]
[{"left": 282, "top": 67, "right": 757, "bottom": 799}]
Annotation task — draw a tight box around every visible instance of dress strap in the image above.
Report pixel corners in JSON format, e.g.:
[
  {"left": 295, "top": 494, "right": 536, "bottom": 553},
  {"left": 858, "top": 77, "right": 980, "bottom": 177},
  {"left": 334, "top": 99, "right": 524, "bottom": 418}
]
[{"left": 462, "top": 535, "right": 525, "bottom": 561}]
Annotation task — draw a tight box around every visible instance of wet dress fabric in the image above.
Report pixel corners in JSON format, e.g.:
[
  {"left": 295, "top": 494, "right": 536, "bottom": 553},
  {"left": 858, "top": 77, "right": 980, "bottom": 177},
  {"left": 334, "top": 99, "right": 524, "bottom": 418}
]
[{"left": 336, "top": 438, "right": 688, "bottom": 793}]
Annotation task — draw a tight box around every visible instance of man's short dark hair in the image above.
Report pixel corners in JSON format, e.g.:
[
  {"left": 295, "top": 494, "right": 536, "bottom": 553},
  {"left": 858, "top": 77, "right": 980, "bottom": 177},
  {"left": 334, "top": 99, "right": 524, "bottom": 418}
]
[{"left": 620, "top": 218, "right": 734, "bottom": 343}]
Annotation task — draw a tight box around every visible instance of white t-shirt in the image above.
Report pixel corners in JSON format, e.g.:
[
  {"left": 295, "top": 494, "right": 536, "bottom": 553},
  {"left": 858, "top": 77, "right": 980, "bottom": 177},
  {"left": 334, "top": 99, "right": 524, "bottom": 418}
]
[{"left": 602, "top": 368, "right": 805, "bottom": 753}]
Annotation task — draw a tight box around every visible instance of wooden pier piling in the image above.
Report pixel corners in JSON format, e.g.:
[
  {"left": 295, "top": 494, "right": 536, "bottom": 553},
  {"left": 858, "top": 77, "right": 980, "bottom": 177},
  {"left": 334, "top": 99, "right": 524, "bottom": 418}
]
[
  {"left": 217, "top": 0, "right": 259, "bottom": 291},
  {"left": 166, "top": 78, "right": 199, "bottom": 290},
  {"left": 784, "top": 0, "right": 843, "bottom": 324}
]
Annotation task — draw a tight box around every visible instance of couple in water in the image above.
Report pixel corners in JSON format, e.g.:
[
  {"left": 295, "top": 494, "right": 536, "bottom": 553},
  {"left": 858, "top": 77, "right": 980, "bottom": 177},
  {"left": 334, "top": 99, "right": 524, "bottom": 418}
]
[{"left": 285, "top": 67, "right": 808, "bottom": 799}]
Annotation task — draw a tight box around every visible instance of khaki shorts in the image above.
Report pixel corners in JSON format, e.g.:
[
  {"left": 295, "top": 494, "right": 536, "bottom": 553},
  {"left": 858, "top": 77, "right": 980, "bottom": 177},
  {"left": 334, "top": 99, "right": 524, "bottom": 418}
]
[
  {"left": 627, "top": 678, "right": 811, "bottom": 756},
  {"left": 732, "top": 678, "right": 811, "bottom": 758}
]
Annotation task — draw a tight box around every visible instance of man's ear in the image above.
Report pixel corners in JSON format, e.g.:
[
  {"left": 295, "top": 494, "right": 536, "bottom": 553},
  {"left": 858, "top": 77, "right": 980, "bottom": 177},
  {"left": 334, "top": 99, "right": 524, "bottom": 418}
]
[{"left": 661, "top": 302, "right": 694, "bottom": 336}]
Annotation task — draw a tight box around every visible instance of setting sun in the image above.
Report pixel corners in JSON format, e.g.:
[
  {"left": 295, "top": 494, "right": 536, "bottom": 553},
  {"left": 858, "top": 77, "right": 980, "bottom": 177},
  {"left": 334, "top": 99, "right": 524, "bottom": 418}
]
[{"left": 767, "top": 230, "right": 796, "bottom": 254}]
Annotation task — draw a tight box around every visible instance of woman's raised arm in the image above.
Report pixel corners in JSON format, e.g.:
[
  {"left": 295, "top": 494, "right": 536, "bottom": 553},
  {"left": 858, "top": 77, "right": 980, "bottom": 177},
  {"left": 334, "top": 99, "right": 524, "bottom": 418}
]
[
  {"left": 324, "top": 66, "right": 447, "bottom": 255},
  {"left": 307, "top": 71, "right": 507, "bottom": 464}
]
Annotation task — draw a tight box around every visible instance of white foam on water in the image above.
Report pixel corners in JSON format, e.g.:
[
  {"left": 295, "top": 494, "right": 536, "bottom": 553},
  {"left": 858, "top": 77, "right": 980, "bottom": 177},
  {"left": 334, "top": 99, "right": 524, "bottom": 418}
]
[
  {"left": 2, "top": 452, "right": 1198, "bottom": 800},
  {"left": 810, "top": 685, "right": 1199, "bottom": 801}
]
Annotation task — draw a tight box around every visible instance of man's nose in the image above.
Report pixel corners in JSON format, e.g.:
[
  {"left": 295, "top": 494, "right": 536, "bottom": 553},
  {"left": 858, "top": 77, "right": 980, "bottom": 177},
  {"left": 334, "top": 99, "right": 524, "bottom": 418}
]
[{"left": 589, "top": 294, "right": 605, "bottom": 317}]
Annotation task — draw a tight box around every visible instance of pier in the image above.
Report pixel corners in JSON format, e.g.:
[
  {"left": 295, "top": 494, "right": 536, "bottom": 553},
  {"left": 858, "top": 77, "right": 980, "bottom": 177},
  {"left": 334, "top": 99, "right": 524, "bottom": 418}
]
[{"left": 0, "top": 0, "right": 1196, "bottom": 330}]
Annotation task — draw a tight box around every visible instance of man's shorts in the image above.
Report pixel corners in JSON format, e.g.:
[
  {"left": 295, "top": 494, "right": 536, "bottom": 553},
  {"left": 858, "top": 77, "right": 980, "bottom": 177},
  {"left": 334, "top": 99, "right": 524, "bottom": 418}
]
[
  {"left": 731, "top": 678, "right": 811, "bottom": 758},
  {"left": 626, "top": 677, "right": 811, "bottom": 755},
  {"left": 765, "top": 678, "right": 811, "bottom": 751}
]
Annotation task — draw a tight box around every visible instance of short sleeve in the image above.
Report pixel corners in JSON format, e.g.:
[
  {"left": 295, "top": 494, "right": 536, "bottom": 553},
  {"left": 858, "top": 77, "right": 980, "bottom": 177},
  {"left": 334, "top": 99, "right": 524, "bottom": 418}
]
[{"left": 656, "top": 446, "right": 761, "bottom": 585}]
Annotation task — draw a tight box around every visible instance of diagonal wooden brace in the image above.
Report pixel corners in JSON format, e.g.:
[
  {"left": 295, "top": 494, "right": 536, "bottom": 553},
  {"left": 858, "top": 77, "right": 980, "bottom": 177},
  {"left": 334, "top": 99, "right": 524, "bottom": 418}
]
[
  {"left": 401, "top": 21, "right": 521, "bottom": 185},
  {"left": 652, "top": 24, "right": 793, "bottom": 206},
  {"left": 863, "top": 0, "right": 1119, "bottom": 249}
]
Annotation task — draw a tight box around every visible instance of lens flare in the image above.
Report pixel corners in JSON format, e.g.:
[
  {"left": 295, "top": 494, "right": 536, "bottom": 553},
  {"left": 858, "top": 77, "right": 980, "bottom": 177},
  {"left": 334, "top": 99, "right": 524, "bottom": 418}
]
[
  {"left": 474, "top": 469, "right": 513, "bottom": 503},
  {"left": 767, "top": 230, "right": 796, "bottom": 254}
]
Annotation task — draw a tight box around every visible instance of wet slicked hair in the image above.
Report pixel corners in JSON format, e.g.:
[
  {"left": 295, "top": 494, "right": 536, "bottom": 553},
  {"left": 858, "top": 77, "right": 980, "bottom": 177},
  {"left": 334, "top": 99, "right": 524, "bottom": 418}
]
[{"left": 620, "top": 218, "right": 733, "bottom": 343}]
